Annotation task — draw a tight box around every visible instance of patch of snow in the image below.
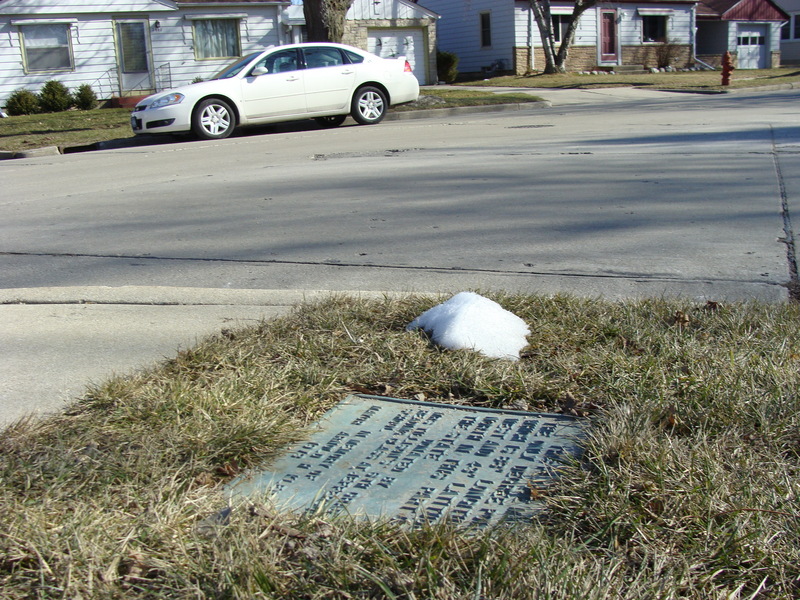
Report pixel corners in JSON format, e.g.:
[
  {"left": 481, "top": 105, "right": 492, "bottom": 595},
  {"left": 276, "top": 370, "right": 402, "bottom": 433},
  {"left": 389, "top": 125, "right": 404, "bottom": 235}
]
[{"left": 406, "top": 292, "right": 530, "bottom": 360}]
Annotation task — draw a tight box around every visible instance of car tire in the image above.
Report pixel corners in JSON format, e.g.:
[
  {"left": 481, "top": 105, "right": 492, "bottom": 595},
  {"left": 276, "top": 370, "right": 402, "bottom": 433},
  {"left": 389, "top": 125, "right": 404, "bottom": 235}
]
[
  {"left": 314, "top": 115, "right": 347, "bottom": 128},
  {"left": 192, "top": 98, "right": 235, "bottom": 139},
  {"left": 351, "top": 86, "right": 387, "bottom": 125}
]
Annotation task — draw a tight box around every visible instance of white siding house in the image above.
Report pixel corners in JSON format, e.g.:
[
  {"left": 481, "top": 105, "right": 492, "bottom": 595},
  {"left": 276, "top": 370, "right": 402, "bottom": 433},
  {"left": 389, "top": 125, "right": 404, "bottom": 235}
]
[
  {"left": 696, "top": 0, "right": 788, "bottom": 68},
  {"left": 425, "top": 0, "right": 517, "bottom": 74},
  {"left": 774, "top": 0, "right": 800, "bottom": 63},
  {"left": 0, "top": 0, "right": 290, "bottom": 106},
  {"left": 421, "top": 0, "right": 697, "bottom": 73},
  {"left": 424, "top": 0, "right": 788, "bottom": 72}
]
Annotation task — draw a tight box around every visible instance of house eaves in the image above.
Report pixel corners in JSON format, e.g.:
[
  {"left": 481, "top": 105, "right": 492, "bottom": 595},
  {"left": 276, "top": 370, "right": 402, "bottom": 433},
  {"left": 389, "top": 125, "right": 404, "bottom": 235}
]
[
  {"left": 0, "top": 0, "right": 179, "bottom": 14},
  {"left": 395, "top": 0, "right": 439, "bottom": 19},
  {"left": 174, "top": 0, "right": 289, "bottom": 4},
  {"left": 696, "top": 0, "right": 789, "bottom": 19}
]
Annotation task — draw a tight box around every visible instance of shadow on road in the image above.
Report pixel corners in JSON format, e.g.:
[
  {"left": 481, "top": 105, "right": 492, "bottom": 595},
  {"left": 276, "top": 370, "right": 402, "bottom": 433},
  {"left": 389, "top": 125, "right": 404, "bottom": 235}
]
[{"left": 62, "top": 118, "right": 358, "bottom": 155}]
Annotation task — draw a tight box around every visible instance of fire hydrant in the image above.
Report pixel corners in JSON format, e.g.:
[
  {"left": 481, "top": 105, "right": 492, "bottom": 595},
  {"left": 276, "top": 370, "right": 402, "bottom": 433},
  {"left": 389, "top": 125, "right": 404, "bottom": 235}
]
[{"left": 721, "top": 51, "right": 734, "bottom": 86}]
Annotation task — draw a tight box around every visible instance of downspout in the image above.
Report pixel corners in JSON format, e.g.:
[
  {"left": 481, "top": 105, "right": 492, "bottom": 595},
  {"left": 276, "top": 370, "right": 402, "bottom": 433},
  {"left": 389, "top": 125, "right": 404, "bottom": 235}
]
[
  {"left": 278, "top": 6, "right": 286, "bottom": 45},
  {"left": 691, "top": 5, "right": 717, "bottom": 69},
  {"left": 529, "top": 4, "right": 535, "bottom": 71}
]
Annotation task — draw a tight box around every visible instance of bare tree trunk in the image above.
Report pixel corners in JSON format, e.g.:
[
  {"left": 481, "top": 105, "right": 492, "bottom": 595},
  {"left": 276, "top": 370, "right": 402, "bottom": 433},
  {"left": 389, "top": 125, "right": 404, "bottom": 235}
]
[
  {"left": 302, "top": 0, "right": 353, "bottom": 43},
  {"left": 529, "top": 0, "right": 559, "bottom": 74},
  {"left": 555, "top": 0, "right": 596, "bottom": 70},
  {"left": 530, "top": 0, "right": 597, "bottom": 73}
]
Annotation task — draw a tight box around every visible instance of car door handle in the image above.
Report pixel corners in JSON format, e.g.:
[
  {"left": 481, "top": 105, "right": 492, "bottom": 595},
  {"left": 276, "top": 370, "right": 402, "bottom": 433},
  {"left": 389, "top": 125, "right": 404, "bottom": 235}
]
[
  {"left": 340, "top": 69, "right": 354, "bottom": 75},
  {"left": 285, "top": 75, "right": 300, "bottom": 81}
]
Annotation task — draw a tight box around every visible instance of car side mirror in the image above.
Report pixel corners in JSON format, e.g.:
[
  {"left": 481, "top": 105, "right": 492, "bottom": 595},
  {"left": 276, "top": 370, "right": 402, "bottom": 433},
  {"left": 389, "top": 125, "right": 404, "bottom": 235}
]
[{"left": 251, "top": 66, "right": 268, "bottom": 76}]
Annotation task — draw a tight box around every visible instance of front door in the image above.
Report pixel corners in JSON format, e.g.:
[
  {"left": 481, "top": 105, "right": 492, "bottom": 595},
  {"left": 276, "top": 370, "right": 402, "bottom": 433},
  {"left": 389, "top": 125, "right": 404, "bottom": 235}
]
[
  {"left": 600, "top": 10, "right": 618, "bottom": 63},
  {"left": 115, "top": 21, "right": 153, "bottom": 94}
]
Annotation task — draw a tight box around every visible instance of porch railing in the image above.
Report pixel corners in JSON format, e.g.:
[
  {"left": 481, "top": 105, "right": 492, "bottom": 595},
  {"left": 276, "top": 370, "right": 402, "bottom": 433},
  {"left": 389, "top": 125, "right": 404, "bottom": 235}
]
[
  {"left": 154, "top": 63, "right": 172, "bottom": 93},
  {"left": 88, "top": 67, "right": 120, "bottom": 100}
]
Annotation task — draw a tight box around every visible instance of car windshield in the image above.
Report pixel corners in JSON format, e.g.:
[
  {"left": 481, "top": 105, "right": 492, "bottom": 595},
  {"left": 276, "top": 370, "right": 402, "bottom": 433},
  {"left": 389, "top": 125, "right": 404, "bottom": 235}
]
[{"left": 210, "top": 52, "right": 262, "bottom": 80}]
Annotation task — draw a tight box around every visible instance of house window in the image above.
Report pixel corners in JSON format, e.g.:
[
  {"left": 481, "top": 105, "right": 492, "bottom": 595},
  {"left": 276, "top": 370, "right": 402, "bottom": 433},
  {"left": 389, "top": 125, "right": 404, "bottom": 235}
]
[
  {"left": 737, "top": 35, "right": 765, "bottom": 45},
  {"left": 19, "top": 23, "right": 73, "bottom": 72},
  {"left": 782, "top": 21, "right": 790, "bottom": 40},
  {"left": 794, "top": 15, "right": 800, "bottom": 39},
  {"left": 193, "top": 19, "right": 240, "bottom": 59},
  {"left": 552, "top": 14, "right": 573, "bottom": 43},
  {"left": 480, "top": 12, "right": 492, "bottom": 47},
  {"left": 642, "top": 15, "right": 668, "bottom": 43}
]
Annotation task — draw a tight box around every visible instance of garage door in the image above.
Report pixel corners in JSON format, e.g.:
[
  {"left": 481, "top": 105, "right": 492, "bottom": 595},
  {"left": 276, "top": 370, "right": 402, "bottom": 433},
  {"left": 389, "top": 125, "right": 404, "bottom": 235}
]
[
  {"left": 368, "top": 28, "right": 425, "bottom": 84},
  {"left": 737, "top": 25, "right": 768, "bottom": 69}
]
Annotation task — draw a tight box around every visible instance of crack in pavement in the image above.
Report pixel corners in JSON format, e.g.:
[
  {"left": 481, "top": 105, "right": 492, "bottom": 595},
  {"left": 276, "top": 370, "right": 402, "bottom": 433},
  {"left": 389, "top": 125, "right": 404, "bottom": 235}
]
[
  {"left": 771, "top": 126, "right": 800, "bottom": 301},
  {"left": 0, "top": 250, "right": 784, "bottom": 287}
]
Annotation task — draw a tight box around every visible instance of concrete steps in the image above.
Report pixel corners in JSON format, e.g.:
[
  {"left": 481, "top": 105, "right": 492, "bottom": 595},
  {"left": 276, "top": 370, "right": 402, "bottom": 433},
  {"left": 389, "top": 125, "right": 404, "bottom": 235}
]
[
  {"left": 109, "top": 94, "right": 151, "bottom": 109},
  {"left": 608, "top": 64, "right": 648, "bottom": 75}
]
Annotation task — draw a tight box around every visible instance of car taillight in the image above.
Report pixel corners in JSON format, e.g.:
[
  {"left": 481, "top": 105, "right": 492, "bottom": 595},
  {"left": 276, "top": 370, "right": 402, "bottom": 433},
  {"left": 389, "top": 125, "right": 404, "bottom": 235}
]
[{"left": 404, "top": 60, "right": 413, "bottom": 73}]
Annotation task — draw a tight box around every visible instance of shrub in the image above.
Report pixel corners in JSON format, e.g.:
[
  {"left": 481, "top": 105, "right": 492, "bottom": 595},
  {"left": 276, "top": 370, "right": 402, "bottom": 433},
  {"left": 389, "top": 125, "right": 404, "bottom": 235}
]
[
  {"left": 4, "top": 88, "right": 40, "bottom": 115},
  {"left": 37, "top": 80, "right": 73, "bottom": 112},
  {"left": 654, "top": 39, "right": 684, "bottom": 69},
  {"left": 73, "top": 83, "right": 98, "bottom": 110},
  {"left": 437, "top": 50, "right": 459, "bottom": 84}
]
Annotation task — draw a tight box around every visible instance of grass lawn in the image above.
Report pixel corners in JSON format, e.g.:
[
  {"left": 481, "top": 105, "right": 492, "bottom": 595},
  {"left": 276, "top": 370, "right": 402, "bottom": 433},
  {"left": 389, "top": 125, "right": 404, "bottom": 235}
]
[
  {"left": 0, "top": 107, "right": 132, "bottom": 153},
  {"left": 1, "top": 293, "right": 798, "bottom": 599},
  {"left": 466, "top": 67, "right": 800, "bottom": 91},
  {"left": 0, "top": 90, "right": 541, "bottom": 153}
]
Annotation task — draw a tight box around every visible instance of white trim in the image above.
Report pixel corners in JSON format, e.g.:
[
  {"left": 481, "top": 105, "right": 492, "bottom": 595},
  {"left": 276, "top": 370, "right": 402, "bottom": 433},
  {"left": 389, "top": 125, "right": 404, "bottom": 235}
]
[
  {"left": 184, "top": 13, "right": 248, "bottom": 21},
  {"left": 637, "top": 9, "right": 675, "bottom": 16},
  {"left": 398, "top": 0, "right": 439, "bottom": 20},
  {"left": 11, "top": 19, "right": 78, "bottom": 25}
]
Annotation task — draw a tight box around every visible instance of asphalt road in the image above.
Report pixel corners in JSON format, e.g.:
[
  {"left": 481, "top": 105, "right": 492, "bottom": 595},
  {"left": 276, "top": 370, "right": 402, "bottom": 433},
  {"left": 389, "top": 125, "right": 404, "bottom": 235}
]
[
  {"left": 3, "top": 86, "right": 799, "bottom": 300},
  {"left": 2, "top": 86, "right": 800, "bottom": 424}
]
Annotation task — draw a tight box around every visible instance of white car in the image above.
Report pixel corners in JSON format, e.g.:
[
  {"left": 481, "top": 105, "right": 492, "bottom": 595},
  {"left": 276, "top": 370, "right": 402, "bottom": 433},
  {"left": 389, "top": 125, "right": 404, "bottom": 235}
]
[{"left": 130, "top": 42, "right": 419, "bottom": 140}]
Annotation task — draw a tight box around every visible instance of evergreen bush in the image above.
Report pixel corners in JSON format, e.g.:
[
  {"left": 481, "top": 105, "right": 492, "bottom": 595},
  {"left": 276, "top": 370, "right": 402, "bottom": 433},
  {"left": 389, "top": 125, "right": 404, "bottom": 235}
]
[
  {"left": 73, "top": 83, "right": 98, "bottom": 110},
  {"left": 5, "top": 88, "right": 40, "bottom": 115},
  {"left": 38, "top": 80, "right": 73, "bottom": 112},
  {"left": 437, "top": 50, "right": 459, "bottom": 84}
]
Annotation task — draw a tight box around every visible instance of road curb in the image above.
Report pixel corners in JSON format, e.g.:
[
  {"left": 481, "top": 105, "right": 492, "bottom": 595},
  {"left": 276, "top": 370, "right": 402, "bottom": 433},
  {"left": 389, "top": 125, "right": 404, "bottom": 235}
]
[
  {"left": 1, "top": 101, "right": 550, "bottom": 160},
  {"left": 386, "top": 101, "right": 550, "bottom": 120},
  {"left": 0, "top": 286, "right": 429, "bottom": 307},
  {"left": 3, "top": 79, "right": 797, "bottom": 160},
  {"left": 0, "top": 145, "right": 62, "bottom": 159}
]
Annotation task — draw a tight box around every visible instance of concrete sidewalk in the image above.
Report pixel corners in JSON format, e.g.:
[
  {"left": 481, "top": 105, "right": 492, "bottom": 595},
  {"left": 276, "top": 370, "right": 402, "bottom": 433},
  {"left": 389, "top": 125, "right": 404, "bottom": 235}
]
[{"left": 0, "top": 287, "right": 406, "bottom": 426}]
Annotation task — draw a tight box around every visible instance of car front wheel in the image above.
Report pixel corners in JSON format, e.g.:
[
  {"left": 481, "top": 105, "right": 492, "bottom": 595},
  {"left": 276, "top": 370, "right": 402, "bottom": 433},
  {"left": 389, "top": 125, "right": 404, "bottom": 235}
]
[
  {"left": 351, "top": 86, "right": 387, "bottom": 125},
  {"left": 192, "top": 98, "right": 235, "bottom": 139}
]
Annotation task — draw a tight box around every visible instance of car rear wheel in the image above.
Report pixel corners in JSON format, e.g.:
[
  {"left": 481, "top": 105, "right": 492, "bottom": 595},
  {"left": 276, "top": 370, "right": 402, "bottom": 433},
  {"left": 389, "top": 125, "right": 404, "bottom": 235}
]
[
  {"left": 192, "top": 98, "right": 235, "bottom": 139},
  {"left": 351, "top": 86, "right": 386, "bottom": 125},
  {"left": 314, "top": 115, "right": 347, "bottom": 128}
]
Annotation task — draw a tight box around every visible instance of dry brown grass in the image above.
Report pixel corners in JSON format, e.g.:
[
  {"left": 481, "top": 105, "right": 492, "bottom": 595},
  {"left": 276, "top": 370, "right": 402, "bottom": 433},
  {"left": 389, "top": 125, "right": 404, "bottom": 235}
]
[
  {"left": 1, "top": 293, "right": 799, "bottom": 598},
  {"left": 470, "top": 67, "right": 800, "bottom": 92}
]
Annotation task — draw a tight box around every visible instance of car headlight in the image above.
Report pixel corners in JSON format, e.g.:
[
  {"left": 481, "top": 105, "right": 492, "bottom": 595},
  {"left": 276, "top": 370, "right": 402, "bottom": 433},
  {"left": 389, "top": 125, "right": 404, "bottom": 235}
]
[{"left": 149, "top": 93, "right": 185, "bottom": 109}]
